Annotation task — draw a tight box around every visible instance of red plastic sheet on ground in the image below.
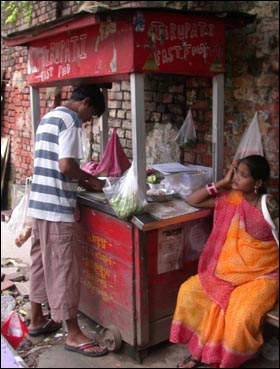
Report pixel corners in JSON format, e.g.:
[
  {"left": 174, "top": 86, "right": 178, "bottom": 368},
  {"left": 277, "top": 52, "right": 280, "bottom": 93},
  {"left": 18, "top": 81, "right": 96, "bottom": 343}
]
[
  {"left": 83, "top": 128, "right": 131, "bottom": 177},
  {"left": 1, "top": 312, "right": 28, "bottom": 349}
]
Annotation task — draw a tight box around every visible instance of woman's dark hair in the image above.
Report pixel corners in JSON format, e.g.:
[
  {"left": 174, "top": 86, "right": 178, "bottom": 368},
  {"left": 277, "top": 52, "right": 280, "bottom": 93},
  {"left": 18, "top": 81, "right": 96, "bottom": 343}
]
[
  {"left": 239, "top": 155, "right": 270, "bottom": 193},
  {"left": 70, "top": 84, "right": 106, "bottom": 117}
]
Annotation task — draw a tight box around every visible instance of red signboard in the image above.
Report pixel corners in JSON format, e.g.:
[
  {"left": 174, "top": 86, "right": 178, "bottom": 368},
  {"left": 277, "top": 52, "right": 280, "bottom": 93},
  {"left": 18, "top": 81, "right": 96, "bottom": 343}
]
[
  {"left": 28, "top": 21, "right": 134, "bottom": 85},
  {"left": 134, "top": 12, "right": 225, "bottom": 76},
  {"left": 27, "top": 11, "right": 225, "bottom": 86}
]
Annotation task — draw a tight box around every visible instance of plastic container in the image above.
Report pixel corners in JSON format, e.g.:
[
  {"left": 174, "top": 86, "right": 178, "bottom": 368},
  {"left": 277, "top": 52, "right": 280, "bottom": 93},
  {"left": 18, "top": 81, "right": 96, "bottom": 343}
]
[{"left": 163, "top": 165, "right": 213, "bottom": 199}]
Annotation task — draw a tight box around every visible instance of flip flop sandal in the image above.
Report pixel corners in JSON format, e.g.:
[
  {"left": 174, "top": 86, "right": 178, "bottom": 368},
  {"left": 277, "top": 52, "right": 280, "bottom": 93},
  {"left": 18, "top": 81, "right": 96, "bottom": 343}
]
[
  {"left": 177, "top": 355, "right": 201, "bottom": 368},
  {"left": 64, "top": 341, "right": 108, "bottom": 357},
  {"left": 28, "top": 319, "right": 62, "bottom": 337}
]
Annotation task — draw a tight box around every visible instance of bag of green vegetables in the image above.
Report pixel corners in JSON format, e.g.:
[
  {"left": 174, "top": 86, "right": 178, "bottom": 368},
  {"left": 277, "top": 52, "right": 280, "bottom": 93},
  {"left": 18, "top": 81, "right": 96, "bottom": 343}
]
[{"left": 110, "top": 161, "right": 147, "bottom": 219}]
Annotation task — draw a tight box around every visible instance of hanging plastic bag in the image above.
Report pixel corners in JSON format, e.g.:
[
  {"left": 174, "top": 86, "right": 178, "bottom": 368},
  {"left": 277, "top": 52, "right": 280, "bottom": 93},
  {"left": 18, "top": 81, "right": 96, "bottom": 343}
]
[
  {"left": 175, "top": 109, "right": 197, "bottom": 147},
  {"left": 234, "top": 112, "right": 264, "bottom": 161},
  {"left": 102, "top": 177, "right": 121, "bottom": 201},
  {"left": 109, "top": 161, "right": 147, "bottom": 219},
  {"left": 83, "top": 128, "right": 131, "bottom": 177},
  {"left": 1, "top": 311, "right": 28, "bottom": 349},
  {"left": 7, "top": 177, "right": 32, "bottom": 247}
]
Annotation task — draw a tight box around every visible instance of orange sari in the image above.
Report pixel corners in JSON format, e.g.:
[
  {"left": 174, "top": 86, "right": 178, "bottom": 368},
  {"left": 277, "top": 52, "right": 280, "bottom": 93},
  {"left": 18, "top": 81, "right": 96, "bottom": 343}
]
[{"left": 170, "top": 190, "right": 279, "bottom": 368}]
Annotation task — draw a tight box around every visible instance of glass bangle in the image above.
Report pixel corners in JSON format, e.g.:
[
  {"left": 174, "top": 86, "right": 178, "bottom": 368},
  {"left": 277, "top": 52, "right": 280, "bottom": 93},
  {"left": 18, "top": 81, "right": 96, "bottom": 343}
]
[{"left": 206, "top": 182, "right": 218, "bottom": 196}]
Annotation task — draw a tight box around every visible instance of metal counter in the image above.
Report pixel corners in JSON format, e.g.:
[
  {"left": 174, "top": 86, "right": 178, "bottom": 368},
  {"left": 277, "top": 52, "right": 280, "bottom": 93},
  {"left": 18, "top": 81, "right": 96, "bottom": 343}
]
[{"left": 77, "top": 191, "right": 212, "bottom": 231}]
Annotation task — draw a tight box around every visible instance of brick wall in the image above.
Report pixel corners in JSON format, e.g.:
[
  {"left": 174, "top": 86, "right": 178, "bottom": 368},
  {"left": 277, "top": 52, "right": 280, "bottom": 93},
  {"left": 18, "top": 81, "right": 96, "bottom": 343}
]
[{"left": 1, "top": 1, "right": 279, "bottom": 201}]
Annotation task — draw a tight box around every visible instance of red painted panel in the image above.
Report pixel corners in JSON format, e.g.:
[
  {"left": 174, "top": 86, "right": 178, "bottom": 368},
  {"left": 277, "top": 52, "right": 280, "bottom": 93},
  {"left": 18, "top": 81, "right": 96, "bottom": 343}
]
[
  {"left": 78, "top": 238, "right": 133, "bottom": 305},
  {"left": 77, "top": 204, "right": 213, "bottom": 347},
  {"left": 146, "top": 216, "right": 213, "bottom": 321},
  {"left": 133, "top": 12, "right": 225, "bottom": 76},
  {"left": 27, "top": 21, "right": 134, "bottom": 85},
  {"left": 27, "top": 11, "right": 225, "bottom": 86},
  {"left": 77, "top": 206, "right": 135, "bottom": 344},
  {"left": 79, "top": 207, "right": 133, "bottom": 248},
  {"left": 80, "top": 283, "right": 135, "bottom": 345}
]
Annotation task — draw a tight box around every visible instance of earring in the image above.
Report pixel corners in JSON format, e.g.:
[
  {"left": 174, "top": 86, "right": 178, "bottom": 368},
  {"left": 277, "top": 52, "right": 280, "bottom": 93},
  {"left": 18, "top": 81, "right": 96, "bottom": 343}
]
[{"left": 254, "top": 185, "right": 258, "bottom": 194}]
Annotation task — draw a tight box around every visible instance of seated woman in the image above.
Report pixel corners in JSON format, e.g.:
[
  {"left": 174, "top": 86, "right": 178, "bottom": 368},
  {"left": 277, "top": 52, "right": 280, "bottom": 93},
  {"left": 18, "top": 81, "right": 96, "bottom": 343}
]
[{"left": 170, "top": 155, "right": 279, "bottom": 368}]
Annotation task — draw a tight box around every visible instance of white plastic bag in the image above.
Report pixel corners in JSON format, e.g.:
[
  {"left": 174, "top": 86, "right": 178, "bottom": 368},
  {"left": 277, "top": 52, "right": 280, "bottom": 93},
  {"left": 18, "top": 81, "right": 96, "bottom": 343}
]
[
  {"left": 110, "top": 161, "right": 147, "bottom": 219},
  {"left": 175, "top": 109, "right": 197, "bottom": 147},
  {"left": 7, "top": 177, "right": 32, "bottom": 247},
  {"left": 102, "top": 177, "right": 121, "bottom": 201},
  {"left": 234, "top": 112, "right": 263, "bottom": 160}
]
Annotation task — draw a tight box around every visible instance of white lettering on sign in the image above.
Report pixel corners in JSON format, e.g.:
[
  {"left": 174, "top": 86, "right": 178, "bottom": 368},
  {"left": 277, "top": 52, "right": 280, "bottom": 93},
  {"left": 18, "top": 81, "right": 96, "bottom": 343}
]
[
  {"left": 58, "top": 64, "right": 71, "bottom": 78},
  {"left": 154, "top": 43, "right": 210, "bottom": 66},
  {"left": 34, "top": 66, "right": 54, "bottom": 81},
  {"left": 41, "top": 33, "right": 87, "bottom": 68},
  {"left": 149, "top": 21, "right": 214, "bottom": 41},
  {"left": 145, "top": 20, "right": 216, "bottom": 68}
]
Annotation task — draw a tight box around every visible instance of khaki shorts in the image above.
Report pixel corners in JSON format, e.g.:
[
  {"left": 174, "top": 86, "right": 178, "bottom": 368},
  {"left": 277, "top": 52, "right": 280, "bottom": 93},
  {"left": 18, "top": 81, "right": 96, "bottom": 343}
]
[{"left": 29, "top": 219, "right": 80, "bottom": 321}]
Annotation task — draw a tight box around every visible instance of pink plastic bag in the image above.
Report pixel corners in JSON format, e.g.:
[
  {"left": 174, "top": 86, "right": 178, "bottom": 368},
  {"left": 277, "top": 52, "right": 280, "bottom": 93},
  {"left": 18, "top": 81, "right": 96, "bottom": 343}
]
[
  {"left": 1, "top": 311, "right": 28, "bottom": 349},
  {"left": 83, "top": 128, "right": 131, "bottom": 177},
  {"left": 82, "top": 161, "right": 99, "bottom": 175}
]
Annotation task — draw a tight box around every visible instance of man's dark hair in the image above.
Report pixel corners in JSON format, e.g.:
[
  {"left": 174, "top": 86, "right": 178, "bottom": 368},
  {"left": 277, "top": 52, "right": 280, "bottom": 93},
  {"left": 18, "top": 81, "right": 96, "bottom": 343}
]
[{"left": 70, "top": 84, "right": 105, "bottom": 117}]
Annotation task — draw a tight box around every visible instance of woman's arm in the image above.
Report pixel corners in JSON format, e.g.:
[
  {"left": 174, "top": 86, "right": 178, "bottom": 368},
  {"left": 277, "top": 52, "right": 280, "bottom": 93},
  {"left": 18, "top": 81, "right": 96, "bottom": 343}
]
[{"left": 186, "top": 162, "right": 236, "bottom": 208}]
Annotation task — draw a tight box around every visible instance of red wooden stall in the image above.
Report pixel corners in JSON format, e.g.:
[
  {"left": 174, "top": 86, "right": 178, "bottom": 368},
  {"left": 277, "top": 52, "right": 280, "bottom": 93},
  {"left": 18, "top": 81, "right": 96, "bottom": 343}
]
[
  {"left": 3, "top": 6, "right": 254, "bottom": 360},
  {"left": 76, "top": 196, "right": 213, "bottom": 359}
]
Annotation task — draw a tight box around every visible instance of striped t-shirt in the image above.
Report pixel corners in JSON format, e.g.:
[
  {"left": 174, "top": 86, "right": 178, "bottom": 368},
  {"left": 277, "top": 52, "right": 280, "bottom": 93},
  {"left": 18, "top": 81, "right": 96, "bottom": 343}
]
[{"left": 27, "top": 107, "right": 84, "bottom": 222}]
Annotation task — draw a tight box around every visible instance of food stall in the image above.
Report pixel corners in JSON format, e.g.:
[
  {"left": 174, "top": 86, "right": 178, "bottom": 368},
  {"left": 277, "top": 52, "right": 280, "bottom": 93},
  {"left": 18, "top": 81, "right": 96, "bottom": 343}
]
[{"left": 3, "top": 6, "right": 255, "bottom": 360}]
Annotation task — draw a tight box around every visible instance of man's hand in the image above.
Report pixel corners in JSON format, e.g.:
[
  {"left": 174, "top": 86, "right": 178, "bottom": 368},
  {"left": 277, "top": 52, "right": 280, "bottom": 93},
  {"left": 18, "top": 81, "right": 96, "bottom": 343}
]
[
  {"left": 87, "top": 176, "right": 105, "bottom": 191},
  {"left": 59, "top": 158, "right": 105, "bottom": 191}
]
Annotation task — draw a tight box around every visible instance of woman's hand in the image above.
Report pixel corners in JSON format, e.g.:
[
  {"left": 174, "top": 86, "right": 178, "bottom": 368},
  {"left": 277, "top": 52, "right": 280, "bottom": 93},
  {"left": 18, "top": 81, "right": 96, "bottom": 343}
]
[
  {"left": 222, "top": 160, "right": 237, "bottom": 187},
  {"left": 186, "top": 160, "right": 237, "bottom": 209}
]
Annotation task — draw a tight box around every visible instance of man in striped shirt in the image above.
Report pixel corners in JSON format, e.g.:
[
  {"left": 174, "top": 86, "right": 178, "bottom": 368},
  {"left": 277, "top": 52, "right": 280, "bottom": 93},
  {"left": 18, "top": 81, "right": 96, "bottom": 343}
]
[{"left": 27, "top": 85, "right": 108, "bottom": 357}]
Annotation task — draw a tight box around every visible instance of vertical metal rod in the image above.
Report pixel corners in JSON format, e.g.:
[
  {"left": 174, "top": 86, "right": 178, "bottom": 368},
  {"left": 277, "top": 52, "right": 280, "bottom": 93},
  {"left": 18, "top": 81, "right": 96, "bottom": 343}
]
[
  {"left": 212, "top": 74, "right": 224, "bottom": 181},
  {"left": 130, "top": 73, "right": 146, "bottom": 195},
  {"left": 29, "top": 86, "right": 40, "bottom": 143},
  {"left": 100, "top": 87, "right": 108, "bottom": 155}
]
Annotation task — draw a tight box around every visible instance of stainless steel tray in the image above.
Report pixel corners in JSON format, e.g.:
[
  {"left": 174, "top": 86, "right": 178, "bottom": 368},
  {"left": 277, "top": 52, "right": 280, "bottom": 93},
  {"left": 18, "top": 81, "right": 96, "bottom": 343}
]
[{"left": 147, "top": 189, "right": 175, "bottom": 202}]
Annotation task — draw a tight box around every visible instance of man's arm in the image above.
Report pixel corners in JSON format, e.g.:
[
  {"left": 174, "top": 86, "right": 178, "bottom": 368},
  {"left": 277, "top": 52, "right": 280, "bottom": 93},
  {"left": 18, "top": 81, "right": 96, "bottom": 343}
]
[{"left": 59, "top": 158, "right": 104, "bottom": 191}]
